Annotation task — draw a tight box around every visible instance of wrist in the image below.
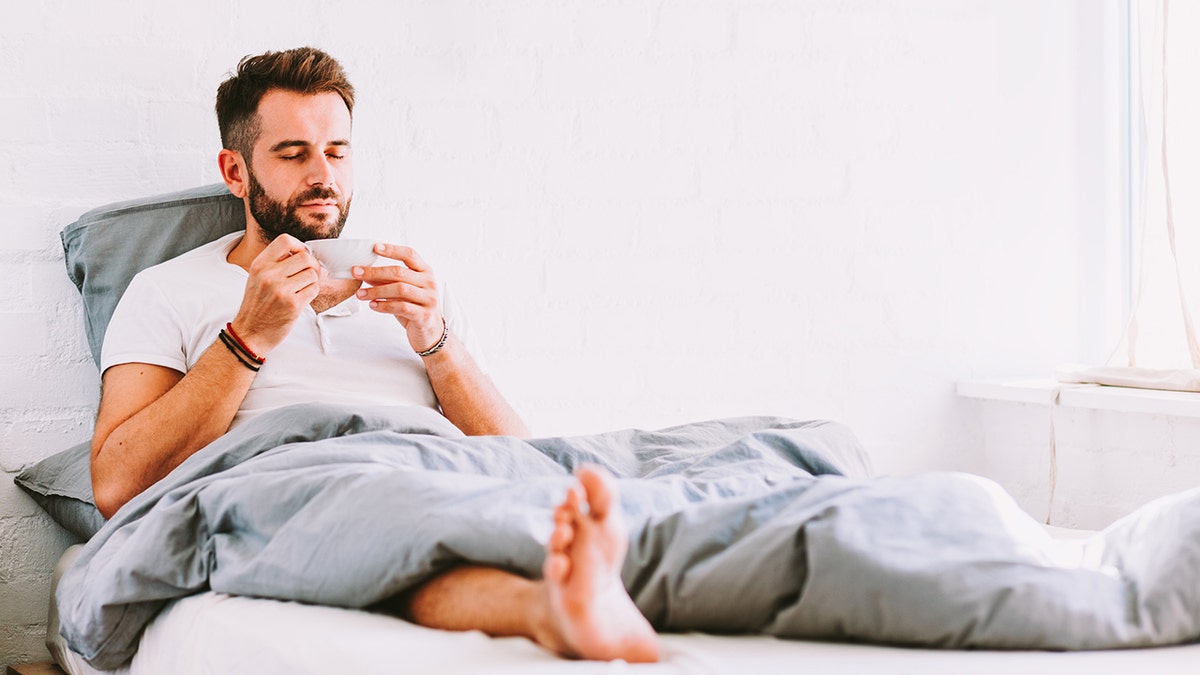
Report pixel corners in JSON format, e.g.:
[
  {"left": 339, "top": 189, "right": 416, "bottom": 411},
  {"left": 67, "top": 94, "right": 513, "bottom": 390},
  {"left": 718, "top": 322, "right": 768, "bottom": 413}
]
[
  {"left": 416, "top": 317, "right": 449, "bottom": 357},
  {"left": 227, "top": 319, "right": 270, "bottom": 360}
]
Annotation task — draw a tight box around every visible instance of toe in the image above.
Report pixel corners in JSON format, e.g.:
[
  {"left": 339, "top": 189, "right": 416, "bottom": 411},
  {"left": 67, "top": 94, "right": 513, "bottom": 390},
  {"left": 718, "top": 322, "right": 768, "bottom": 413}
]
[
  {"left": 544, "top": 551, "right": 570, "bottom": 583},
  {"left": 576, "top": 466, "right": 617, "bottom": 520},
  {"left": 549, "top": 520, "right": 575, "bottom": 552}
]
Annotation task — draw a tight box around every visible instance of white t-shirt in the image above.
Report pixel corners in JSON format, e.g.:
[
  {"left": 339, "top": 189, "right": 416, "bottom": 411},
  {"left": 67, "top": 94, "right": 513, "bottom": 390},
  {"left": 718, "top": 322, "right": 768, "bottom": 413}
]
[{"left": 101, "top": 232, "right": 480, "bottom": 428}]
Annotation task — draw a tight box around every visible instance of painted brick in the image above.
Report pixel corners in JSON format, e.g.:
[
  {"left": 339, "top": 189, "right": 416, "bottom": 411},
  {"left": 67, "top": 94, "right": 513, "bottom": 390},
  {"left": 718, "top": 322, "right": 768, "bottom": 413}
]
[
  {"left": 0, "top": 98, "right": 50, "bottom": 144},
  {"left": 737, "top": 103, "right": 821, "bottom": 156},
  {"left": 0, "top": 203, "right": 54, "bottom": 252},
  {"left": 656, "top": 4, "right": 734, "bottom": 54},
  {"left": 0, "top": 363, "right": 100, "bottom": 409},
  {"left": 0, "top": 621, "right": 52, "bottom": 670},
  {"left": 46, "top": 99, "right": 143, "bottom": 145},
  {"left": 0, "top": 577, "right": 51, "bottom": 631},
  {"left": 388, "top": 1, "right": 503, "bottom": 55},
  {"left": 0, "top": 478, "right": 41, "bottom": 520},
  {"left": 0, "top": 413, "right": 92, "bottom": 474},
  {"left": 0, "top": 514, "right": 71, "bottom": 582},
  {"left": 549, "top": 204, "right": 640, "bottom": 255},
  {"left": 493, "top": 104, "right": 577, "bottom": 157},
  {"left": 699, "top": 157, "right": 846, "bottom": 203},
  {"left": 736, "top": 6, "right": 817, "bottom": 55},
  {"left": 409, "top": 104, "right": 496, "bottom": 158},
  {"left": 542, "top": 157, "right": 696, "bottom": 203},
  {"left": 571, "top": 3, "right": 656, "bottom": 53},
  {"left": 457, "top": 53, "right": 543, "bottom": 103},
  {"left": 662, "top": 103, "right": 737, "bottom": 156},
  {"left": 388, "top": 158, "right": 544, "bottom": 206},
  {"left": 577, "top": 103, "right": 662, "bottom": 157},
  {"left": 146, "top": 100, "right": 216, "bottom": 148},
  {"left": 0, "top": 266, "right": 32, "bottom": 306},
  {"left": 540, "top": 53, "right": 695, "bottom": 103},
  {"left": 31, "top": 45, "right": 199, "bottom": 98},
  {"left": 29, "top": 262, "right": 81, "bottom": 303},
  {"left": 0, "top": 313, "right": 47, "bottom": 357}
]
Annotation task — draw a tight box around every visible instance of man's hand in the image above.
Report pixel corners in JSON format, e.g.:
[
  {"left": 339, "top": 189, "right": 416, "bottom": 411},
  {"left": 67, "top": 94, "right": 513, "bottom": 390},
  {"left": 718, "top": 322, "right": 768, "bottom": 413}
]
[
  {"left": 353, "top": 243, "right": 444, "bottom": 354},
  {"left": 231, "top": 234, "right": 322, "bottom": 355}
]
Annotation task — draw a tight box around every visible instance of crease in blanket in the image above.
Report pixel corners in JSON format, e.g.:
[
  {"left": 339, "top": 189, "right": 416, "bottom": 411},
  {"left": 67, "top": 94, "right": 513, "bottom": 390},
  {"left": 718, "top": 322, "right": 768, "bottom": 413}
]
[{"left": 57, "top": 403, "right": 1200, "bottom": 670}]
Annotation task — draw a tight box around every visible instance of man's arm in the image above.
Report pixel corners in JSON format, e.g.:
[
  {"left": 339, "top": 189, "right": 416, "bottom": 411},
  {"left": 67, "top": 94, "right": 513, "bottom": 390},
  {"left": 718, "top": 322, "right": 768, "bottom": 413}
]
[
  {"left": 91, "top": 235, "right": 322, "bottom": 518},
  {"left": 421, "top": 334, "right": 530, "bottom": 437},
  {"left": 353, "top": 243, "right": 530, "bottom": 438},
  {"left": 91, "top": 351, "right": 256, "bottom": 518}
]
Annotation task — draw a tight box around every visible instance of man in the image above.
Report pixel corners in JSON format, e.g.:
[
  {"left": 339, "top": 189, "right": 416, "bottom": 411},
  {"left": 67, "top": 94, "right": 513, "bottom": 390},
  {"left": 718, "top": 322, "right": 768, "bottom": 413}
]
[{"left": 90, "top": 47, "right": 658, "bottom": 663}]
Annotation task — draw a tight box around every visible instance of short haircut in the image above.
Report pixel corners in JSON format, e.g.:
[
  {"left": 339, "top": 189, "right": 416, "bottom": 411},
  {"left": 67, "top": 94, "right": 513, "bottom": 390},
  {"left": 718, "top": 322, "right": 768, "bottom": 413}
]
[{"left": 215, "top": 47, "right": 355, "bottom": 158}]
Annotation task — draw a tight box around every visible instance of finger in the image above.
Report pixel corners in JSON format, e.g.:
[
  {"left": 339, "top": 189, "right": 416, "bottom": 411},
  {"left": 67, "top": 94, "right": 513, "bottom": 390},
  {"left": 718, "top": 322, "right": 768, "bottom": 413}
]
[
  {"left": 357, "top": 282, "right": 436, "bottom": 306},
  {"left": 371, "top": 243, "right": 430, "bottom": 273},
  {"left": 353, "top": 264, "right": 432, "bottom": 289},
  {"left": 264, "top": 233, "right": 310, "bottom": 261},
  {"left": 288, "top": 267, "right": 321, "bottom": 296},
  {"left": 365, "top": 300, "right": 437, "bottom": 326},
  {"left": 276, "top": 251, "right": 321, "bottom": 280}
]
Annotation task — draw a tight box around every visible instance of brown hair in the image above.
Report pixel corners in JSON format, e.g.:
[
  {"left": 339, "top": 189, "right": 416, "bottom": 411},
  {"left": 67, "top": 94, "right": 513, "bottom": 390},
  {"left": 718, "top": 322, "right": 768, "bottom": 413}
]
[{"left": 215, "top": 47, "right": 355, "bottom": 158}]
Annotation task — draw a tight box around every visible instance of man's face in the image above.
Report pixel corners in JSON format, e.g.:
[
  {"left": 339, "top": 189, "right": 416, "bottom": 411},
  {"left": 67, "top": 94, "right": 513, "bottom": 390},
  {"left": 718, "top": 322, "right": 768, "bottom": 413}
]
[{"left": 244, "top": 90, "right": 354, "bottom": 243}]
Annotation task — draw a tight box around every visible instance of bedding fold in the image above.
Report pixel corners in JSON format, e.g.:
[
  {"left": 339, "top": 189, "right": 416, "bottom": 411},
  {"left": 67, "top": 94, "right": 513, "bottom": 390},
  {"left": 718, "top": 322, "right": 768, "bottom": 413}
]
[{"left": 57, "top": 403, "right": 1200, "bottom": 669}]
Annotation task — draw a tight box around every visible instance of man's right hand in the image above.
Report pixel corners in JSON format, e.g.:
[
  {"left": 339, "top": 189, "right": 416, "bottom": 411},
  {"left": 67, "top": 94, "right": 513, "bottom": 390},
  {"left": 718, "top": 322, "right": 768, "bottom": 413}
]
[{"left": 230, "top": 234, "right": 322, "bottom": 356}]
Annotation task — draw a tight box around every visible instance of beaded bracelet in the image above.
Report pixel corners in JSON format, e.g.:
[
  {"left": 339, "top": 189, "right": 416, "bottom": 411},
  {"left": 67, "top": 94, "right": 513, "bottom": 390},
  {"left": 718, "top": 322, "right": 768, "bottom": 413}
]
[
  {"left": 218, "top": 328, "right": 264, "bottom": 372},
  {"left": 225, "top": 322, "right": 265, "bottom": 362},
  {"left": 417, "top": 317, "right": 449, "bottom": 357}
]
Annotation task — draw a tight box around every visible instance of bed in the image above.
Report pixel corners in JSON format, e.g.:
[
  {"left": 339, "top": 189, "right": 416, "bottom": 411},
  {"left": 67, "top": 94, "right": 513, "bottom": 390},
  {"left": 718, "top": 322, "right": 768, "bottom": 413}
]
[
  {"left": 28, "top": 524, "right": 1200, "bottom": 675},
  {"left": 16, "top": 185, "right": 1200, "bottom": 674}
]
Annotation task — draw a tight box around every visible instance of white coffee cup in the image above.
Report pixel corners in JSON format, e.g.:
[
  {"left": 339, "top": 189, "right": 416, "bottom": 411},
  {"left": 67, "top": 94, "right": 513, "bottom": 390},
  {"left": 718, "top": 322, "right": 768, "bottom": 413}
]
[{"left": 306, "top": 239, "right": 381, "bottom": 279}]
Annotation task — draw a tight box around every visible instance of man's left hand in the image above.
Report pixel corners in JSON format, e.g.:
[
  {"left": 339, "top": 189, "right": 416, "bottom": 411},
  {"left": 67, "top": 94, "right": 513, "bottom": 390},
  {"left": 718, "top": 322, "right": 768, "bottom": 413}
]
[{"left": 353, "top": 243, "right": 444, "bottom": 355}]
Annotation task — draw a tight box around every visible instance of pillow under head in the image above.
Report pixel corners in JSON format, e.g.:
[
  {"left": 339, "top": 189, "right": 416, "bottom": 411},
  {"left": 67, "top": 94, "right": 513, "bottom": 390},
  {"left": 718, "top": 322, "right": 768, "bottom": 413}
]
[
  {"left": 21, "top": 184, "right": 245, "bottom": 539},
  {"left": 62, "top": 183, "right": 245, "bottom": 367}
]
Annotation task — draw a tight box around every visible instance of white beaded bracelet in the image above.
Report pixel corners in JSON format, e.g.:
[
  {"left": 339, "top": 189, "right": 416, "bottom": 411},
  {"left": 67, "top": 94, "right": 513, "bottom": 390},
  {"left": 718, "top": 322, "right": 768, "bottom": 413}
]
[{"left": 417, "top": 317, "right": 449, "bottom": 357}]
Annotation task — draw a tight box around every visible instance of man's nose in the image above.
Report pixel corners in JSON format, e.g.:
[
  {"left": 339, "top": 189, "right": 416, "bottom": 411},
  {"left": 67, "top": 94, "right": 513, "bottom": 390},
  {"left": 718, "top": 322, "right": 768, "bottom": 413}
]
[{"left": 307, "top": 155, "right": 336, "bottom": 187}]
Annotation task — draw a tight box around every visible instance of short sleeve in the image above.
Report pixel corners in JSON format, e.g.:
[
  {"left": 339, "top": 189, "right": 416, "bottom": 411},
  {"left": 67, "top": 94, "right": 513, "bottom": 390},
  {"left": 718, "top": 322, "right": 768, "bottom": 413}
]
[{"left": 99, "top": 271, "right": 189, "bottom": 375}]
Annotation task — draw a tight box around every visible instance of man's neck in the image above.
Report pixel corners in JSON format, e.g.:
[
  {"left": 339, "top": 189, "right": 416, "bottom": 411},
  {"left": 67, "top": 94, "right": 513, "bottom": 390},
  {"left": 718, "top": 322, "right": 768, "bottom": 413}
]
[{"left": 226, "top": 226, "right": 266, "bottom": 272}]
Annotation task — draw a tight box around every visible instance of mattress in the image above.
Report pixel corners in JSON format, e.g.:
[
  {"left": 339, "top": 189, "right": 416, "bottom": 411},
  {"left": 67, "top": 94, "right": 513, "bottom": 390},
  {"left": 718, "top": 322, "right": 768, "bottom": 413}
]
[{"left": 49, "top": 535, "right": 1200, "bottom": 675}]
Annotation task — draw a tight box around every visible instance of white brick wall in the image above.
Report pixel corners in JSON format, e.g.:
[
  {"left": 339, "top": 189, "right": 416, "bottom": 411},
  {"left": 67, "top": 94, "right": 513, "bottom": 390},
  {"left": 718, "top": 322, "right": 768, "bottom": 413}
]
[{"left": 0, "top": 0, "right": 1119, "bottom": 667}]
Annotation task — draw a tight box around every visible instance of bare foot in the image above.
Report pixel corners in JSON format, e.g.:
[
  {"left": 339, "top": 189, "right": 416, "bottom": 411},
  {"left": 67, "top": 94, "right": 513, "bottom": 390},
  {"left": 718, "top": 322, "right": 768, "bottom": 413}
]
[{"left": 533, "top": 466, "right": 660, "bottom": 663}]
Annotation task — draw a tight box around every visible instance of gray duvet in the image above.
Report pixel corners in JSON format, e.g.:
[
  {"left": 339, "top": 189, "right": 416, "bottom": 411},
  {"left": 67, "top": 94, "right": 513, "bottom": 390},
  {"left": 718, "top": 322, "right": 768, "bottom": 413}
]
[{"left": 58, "top": 403, "right": 1200, "bottom": 669}]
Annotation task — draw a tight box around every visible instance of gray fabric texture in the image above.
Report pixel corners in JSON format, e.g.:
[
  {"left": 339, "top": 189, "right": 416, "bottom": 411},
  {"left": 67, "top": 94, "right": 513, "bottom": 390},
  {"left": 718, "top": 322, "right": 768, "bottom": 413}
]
[
  {"left": 18, "top": 185, "right": 243, "bottom": 541},
  {"left": 14, "top": 441, "right": 106, "bottom": 540},
  {"left": 57, "top": 403, "right": 1200, "bottom": 670},
  {"left": 61, "top": 183, "right": 244, "bottom": 367}
]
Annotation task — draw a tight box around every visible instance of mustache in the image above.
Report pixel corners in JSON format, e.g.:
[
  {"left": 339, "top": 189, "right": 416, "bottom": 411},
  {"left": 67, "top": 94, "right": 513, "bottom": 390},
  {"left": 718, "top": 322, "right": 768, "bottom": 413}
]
[{"left": 292, "top": 186, "right": 342, "bottom": 204}]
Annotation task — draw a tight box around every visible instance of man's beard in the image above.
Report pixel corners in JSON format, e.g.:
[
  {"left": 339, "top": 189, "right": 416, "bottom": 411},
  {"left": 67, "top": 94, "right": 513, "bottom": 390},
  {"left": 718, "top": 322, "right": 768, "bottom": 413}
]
[{"left": 247, "top": 170, "right": 352, "bottom": 244}]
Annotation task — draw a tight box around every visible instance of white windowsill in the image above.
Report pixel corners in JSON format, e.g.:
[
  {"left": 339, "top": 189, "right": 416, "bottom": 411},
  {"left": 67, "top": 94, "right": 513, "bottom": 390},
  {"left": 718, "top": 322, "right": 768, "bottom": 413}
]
[{"left": 956, "top": 378, "right": 1200, "bottom": 418}]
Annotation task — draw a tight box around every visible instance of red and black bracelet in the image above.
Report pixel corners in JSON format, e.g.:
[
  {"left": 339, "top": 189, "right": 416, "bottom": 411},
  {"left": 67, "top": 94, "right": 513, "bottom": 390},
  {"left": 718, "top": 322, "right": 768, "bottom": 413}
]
[
  {"left": 219, "top": 323, "right": 265, "bottom": 372},
  {"left": 225, "top": 322, "right": 265, "bottom": 362}
]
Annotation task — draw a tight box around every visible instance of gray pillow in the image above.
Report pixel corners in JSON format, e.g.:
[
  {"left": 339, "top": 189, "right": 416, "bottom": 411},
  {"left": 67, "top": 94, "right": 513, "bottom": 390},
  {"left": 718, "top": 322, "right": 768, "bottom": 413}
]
[
  {"left": 63, "top": 183, "right": 245, "bottom": 366},
  {"left": 20, "top": 184, "right": 246, "bottom": 538},
  {"left": 15, "top": 441, "right": 106, "bottom": 540}
]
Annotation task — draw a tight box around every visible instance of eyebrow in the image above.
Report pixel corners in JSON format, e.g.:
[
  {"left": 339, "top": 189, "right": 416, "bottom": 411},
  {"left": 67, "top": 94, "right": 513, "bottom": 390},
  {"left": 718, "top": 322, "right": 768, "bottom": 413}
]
[{"left": 268, "top": 139, "right": 351, "bottom": 152}]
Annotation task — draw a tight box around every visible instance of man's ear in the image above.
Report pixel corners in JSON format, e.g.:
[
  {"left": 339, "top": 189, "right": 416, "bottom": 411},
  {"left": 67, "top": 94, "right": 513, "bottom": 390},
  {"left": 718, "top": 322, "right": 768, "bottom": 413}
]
[{"left": 218, "top": 149, "right": 249, "bottom": 199}]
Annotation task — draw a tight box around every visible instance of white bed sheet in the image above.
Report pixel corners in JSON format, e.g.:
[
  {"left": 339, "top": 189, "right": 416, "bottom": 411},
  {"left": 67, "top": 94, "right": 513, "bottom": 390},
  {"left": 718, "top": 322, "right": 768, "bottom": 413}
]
[
  {"left": 56, "top": 590, "right": 1200, "bottom": 675},
  {"left": 52, "top": 531, "right": 1200, "bottom": 675}
]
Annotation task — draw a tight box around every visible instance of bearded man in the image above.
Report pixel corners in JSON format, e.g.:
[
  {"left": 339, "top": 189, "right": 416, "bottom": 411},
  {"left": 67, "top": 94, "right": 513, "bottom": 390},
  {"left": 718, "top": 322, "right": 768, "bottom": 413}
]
[
  {"left": 88, "top": 46, "right": 660, "bottom": 664},
  {"left": 91, "top": 48, "right": 529, "bottom": 513}
]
